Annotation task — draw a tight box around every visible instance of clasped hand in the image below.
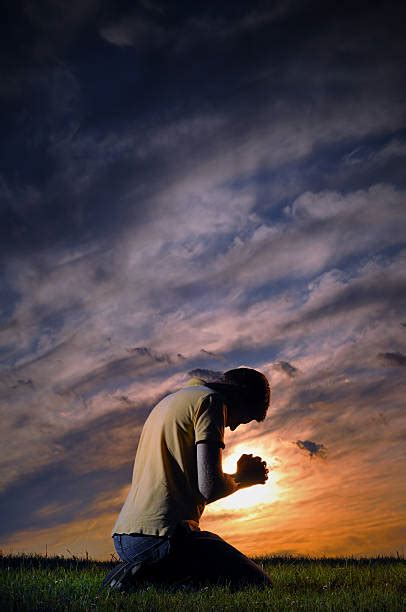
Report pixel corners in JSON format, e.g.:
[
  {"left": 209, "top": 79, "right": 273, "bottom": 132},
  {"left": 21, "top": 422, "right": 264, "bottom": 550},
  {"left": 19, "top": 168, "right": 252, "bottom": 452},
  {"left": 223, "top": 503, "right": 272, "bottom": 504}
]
[{"left": 235, "top": 453, "right": 269, "bottom": 486}]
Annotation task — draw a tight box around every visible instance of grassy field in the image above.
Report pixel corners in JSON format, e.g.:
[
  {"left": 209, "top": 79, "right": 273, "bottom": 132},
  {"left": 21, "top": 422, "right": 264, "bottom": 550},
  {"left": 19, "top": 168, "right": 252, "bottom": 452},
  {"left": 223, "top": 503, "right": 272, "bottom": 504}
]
[{"left": 0, "top": 553, "right": 405, "bottom": 611}]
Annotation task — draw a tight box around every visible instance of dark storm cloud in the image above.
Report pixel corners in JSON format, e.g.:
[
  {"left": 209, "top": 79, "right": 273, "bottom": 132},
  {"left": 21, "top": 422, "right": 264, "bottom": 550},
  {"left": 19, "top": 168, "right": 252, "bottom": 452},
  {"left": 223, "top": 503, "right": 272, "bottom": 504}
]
[
  {"left": 378, "top": 352, "right": 406, "bottom": 367},
  {"left": 200, "top": 348, "right": 224, "bottom": 359},
  {"left": 99, "top": 3, "right": 168, "bottom": 49},
  {"left": 188, "top": 368, "right": 224, "bottom": 382},
  {"left": 1, "top": 0, "right": 405, "bottom": 259},
  {"left": 296, "top": 440, "right": 327, "bottom": 458},
  {"left": 10, "top": 378, "right": 34, "bottom": 389},
  {"left": 272, "top": 361, "right": 298, "bottom": 378}
]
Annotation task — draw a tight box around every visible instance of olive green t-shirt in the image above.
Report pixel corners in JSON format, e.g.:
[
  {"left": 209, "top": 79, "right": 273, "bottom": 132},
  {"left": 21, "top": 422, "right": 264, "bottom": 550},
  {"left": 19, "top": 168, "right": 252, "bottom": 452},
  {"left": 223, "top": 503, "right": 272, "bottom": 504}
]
[{"left": 112, "top": 378, "right": 226, "bottom": 537}]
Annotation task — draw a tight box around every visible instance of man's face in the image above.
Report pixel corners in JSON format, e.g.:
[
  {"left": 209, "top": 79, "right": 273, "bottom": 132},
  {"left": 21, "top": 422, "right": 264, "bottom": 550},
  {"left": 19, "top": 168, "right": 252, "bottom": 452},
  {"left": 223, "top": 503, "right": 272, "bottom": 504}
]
[{"left": 226, "top": 404, "right": 253, "bottom": 431}]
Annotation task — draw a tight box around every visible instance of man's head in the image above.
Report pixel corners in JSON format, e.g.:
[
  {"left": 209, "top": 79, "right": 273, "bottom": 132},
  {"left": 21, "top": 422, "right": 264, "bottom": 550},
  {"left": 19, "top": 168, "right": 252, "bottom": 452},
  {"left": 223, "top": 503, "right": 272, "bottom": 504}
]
[{"left": 206, "top": 367, "right": 271, "bottom": 431}]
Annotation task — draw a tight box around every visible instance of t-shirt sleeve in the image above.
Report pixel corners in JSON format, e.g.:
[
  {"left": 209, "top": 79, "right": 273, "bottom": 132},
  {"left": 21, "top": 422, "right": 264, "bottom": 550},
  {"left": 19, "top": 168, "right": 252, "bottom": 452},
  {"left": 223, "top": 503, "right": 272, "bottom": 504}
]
[{"left": 194, "top": 392, "right": 226, "bottom": 449}]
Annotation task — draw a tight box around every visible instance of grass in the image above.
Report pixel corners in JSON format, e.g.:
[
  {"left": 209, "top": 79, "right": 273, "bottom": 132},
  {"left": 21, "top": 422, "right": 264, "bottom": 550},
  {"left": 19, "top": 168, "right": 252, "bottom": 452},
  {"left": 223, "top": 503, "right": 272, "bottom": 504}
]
[{"left": 0, "top": 552, "right": 405, "bottom": 611}]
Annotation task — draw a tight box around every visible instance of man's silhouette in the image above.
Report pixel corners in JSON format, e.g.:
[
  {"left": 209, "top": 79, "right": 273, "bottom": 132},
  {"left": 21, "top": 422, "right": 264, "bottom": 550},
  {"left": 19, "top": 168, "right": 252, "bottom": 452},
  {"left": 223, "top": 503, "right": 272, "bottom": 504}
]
[{"left": 103, "top": 367, "right": 272, "bottom": 590}]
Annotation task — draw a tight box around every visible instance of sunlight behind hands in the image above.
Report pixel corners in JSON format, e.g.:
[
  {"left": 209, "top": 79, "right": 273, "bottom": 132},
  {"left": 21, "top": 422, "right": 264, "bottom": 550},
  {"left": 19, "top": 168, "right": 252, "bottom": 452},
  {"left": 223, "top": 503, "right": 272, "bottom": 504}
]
[{"left": 211, "top": 443, "right": 283, "bottom": 512}]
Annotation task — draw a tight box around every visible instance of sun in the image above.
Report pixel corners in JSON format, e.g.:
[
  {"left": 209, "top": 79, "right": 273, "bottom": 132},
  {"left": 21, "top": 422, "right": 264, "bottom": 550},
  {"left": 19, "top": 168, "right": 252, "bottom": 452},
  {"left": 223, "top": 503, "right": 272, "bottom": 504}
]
[{"left": 210, "top": 443, "right": 283, "bottom": 512}]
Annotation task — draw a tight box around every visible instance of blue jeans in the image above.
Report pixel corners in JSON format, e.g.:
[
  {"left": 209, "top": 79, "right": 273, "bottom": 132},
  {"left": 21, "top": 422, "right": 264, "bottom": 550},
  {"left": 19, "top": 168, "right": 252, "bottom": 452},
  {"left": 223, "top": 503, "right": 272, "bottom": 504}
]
[
  {"left": 113, "top": 528, "right": 272, "bottom": 588},
  {"left": 113, "top": 533, "right": 170, "bottom": 565}
]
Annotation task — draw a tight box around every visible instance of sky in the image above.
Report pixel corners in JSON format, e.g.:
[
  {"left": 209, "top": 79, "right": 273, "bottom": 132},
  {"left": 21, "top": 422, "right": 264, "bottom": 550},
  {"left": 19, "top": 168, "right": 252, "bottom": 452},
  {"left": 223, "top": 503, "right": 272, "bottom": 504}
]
[{"left": 0, "top": 0, "right": 405, "bottom": 560}]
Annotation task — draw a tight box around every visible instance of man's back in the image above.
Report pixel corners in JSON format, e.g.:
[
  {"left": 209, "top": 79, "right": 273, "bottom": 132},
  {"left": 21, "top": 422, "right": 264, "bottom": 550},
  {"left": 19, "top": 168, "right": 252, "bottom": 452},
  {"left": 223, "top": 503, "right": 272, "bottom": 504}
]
[{"left": 112, "top": 379, "right": 226, "bottom": 537}]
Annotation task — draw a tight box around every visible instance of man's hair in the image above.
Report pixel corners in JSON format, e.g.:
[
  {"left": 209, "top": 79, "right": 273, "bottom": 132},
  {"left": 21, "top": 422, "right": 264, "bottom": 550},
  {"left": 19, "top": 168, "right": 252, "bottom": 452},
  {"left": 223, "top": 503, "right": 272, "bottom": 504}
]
[{"left": 205, "top": 367, "right": 271, "bottom": 422}]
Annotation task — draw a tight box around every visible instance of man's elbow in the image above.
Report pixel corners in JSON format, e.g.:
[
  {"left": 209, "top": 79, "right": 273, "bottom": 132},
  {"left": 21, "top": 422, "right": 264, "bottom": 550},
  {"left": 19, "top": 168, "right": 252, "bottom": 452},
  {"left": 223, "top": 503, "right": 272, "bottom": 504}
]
[
  {"left": 199, "top": 477, "right": 225, "bottom": 504},
  {"left": 199, "top": 485, "right": 216, "bottom": 503}
]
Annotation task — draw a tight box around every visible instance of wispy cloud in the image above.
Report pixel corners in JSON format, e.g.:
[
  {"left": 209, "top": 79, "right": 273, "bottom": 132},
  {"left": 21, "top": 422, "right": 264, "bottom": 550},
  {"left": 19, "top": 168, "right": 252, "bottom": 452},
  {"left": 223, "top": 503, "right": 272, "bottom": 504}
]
[{"left": 1, "top": 0, "right": 406, "bottom": 558}]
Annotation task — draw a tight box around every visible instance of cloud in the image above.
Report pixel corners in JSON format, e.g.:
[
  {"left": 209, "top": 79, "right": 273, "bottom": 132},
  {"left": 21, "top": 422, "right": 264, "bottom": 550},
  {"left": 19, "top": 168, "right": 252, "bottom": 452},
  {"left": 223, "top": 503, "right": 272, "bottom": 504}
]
[
  {"left": 378, "top": 352, "right": 406, "bottom": 367},
  {"left": 272, "top": 361, "right": 298, "bottom": 378},
  {"left": 200, "top": 348, "right": 225, "bottom": 360},
  {"left": 98, "top": 1, "right": 304, "bottom": 52},
  {"left": 1, "top": 0, "right": 406, "bottom": 558},
  {"left": 373, "top": 138, "right": 406, "bottom": 162},
  {"left": 99, "top": 13, "right": 167, "bottom": 49},
  {"left": 281, "top": 255, "right": 406, "bottom": 335},
  {"left": 10, "top": 378, "right": 34, "bottom": 389},
  {"left": 295, "top": 439, "right": 327, "bottom": 459},
  {"left": 0, "top": 386, "right": 168, "bottom": 539},
  {"left": 187, "top": 368, "right": 224, "bottom": 382}
]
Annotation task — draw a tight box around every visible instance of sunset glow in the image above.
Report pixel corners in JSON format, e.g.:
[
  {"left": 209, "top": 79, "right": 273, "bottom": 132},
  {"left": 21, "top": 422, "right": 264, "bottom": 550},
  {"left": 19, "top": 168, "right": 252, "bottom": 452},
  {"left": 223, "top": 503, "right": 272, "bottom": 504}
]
[
  {"left": 215, "top": 445, "right": 283, "bottom": 511},
  {"left": 1, "top": 1, "right": 405, "bottom": 561}
]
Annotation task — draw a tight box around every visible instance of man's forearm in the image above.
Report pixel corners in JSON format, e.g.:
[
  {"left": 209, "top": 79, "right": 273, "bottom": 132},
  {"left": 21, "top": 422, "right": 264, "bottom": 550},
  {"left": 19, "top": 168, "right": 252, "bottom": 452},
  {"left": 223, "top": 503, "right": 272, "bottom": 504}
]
[
  {"left": 205, "top": 473, "right": 242, "bottom": 504},
  {"left": 197, "top": 444, "right": 263, "bottom": 504}
]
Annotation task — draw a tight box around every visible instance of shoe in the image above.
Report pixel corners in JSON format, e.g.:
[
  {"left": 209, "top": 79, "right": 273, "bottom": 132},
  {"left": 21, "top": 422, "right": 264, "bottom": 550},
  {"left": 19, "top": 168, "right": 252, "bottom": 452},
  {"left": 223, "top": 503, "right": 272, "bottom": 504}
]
[{"left": 101, "top": 560, "right": 143, "bottom": 592}]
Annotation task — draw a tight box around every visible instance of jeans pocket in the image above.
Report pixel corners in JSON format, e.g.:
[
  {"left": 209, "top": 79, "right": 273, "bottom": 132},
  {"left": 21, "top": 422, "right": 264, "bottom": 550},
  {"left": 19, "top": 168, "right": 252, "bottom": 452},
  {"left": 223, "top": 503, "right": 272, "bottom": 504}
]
[
  {"left": 113, "top": 535, "right": 125, "bottom": 560},
  {"left": 114, "top": 534, "right": 170, "bottom": 565}
]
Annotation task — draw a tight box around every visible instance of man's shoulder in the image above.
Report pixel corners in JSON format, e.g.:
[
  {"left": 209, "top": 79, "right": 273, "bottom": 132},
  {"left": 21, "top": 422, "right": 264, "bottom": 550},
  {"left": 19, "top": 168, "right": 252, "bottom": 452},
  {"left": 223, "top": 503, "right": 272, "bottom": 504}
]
[
  {"left": 172, "top": 382, "right": 215, "bottom": 402},
  {"left": 148, "top": 381, "right": 220, "bottom": 422},
  {"left": 162, "top": 382, "right": 221, "bottom": 416}
]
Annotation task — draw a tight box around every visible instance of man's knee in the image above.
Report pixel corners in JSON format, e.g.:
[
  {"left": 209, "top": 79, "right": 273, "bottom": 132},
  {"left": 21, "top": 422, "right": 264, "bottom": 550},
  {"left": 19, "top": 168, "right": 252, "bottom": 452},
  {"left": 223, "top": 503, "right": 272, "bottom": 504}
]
[{"left": 172, "top": 529, "right": 272, "bottom": 587}]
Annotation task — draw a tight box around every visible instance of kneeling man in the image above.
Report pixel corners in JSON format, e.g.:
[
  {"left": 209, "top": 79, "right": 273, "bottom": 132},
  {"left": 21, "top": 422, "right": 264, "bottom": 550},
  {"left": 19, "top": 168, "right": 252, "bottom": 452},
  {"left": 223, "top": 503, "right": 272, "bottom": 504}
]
[{"left": 104, "top": 367, "right": 272, "bottom": 590}]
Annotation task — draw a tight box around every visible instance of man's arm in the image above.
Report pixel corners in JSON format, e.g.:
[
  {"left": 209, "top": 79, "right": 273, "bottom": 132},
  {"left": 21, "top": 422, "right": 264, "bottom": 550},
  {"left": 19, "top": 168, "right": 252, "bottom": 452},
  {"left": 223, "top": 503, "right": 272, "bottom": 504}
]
[{"left": 197, "top": 443, "right": 267, "bottom": 504}]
